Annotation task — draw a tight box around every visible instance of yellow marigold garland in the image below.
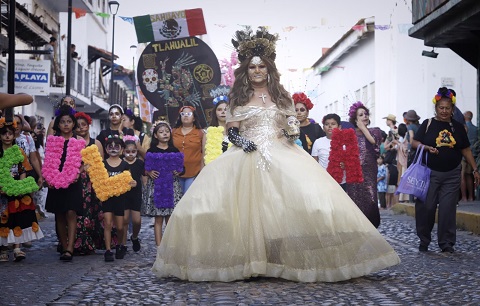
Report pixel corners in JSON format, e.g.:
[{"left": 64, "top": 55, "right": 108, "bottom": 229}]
[
  {"left": 204, "top": 126, "right": 231, "bottom": 165},
  {"left": 81, "top": 145, "right": 133, "bottom": 202}
]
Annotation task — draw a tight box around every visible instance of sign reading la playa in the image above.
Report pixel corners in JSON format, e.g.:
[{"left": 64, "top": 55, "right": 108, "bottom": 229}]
[
  {"left": 13, "top": 59, "right": 50, "bottom": 95},
  {"left": 15, "top": 72, "right": 48, "bottom": 83},
  {"left": 151, "top": 38, "right": 199, "bottom": 52}
]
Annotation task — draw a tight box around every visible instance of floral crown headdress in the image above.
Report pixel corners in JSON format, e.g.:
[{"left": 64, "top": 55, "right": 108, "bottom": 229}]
[
  {"left": 432, "top": 88, "right": 456, "bottom": 105},
  {"left": 123, "top": 135, "right": 139, "bottom": 143},
  {"left": 231, "top": 26, "right": 279, "bottom": 63},
  {"left": 292, "top": 92, "right": 313, "bottom": 110},
  {"left": 105, "top": 134, "right": 123, "bottom": 142},
  {"left": 0, "top": 117, "right": 17, "bottom": 129},
  {"left": 74, "top": 112, "right": 92, "bottom": 125},
  {"left": 348, "top": 101, "right": 366, "bottom": 118},
  {"left": 55, "top": 106, "right": 76, "bottom": 117},
  {"left": 209, "top": 85, "right": 230, "bottom": 105},
  {"left": 124, "top": 108, "right": 134, "bottom": 117},
  {"left": 151, "top": 120, "right": 172, "bottom": 133}
]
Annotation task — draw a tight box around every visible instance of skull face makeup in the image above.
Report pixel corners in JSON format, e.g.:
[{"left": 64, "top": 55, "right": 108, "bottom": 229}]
[
  {"left": 124, "top": 143, "right": 138, "bottom": 162},
  {"left": 142, "top": 69, "right": 159, "bottom": 92},
  {"left": 247, "top": 57, "right": 268, "bottom": 86}
]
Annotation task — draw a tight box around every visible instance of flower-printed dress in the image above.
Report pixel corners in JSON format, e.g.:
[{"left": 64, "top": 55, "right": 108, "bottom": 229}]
[
  {"left": 142, "top": 146, "right": 183, "bottom": 217},
  {"left": 0, "top": 148, "right": 44, "bottom": 245},
  {"left": 74, "top": 139, "right": 116, "bottom": 254}
]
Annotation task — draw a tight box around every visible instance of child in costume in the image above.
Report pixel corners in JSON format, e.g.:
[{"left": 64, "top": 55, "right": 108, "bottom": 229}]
[
  {"left": 102, "top": 136, "right": 136, "bottom": 262},
  {"left": 377, "top": 156, "right": 387, "bottom": 209},
  {"left": 0, "top": 119, "right": 43, "bottom": 262},
  {"left": 44, "top": 105, "right": 85, "bottom": 261},
  {"left": 122, "top": 136, "right": 145, "bottom": 252},
  {"left": 142, "top": 121, "right": 183, "bottom": 246}
]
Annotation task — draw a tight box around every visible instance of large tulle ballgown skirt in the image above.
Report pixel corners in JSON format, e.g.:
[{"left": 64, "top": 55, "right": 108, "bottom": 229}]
[{"left": 152, "top": 141, "right": 400, "bottom": 282}]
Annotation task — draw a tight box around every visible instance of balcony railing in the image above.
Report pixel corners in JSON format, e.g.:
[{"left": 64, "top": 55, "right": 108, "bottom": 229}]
[{"left": 68, "top": 59, "right": 90, "bottom": 97}]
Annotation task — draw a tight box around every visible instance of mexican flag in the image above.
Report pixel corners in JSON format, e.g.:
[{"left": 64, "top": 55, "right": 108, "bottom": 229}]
[{"left": 133, "top": 8, "right": 207, "bottom": 43}]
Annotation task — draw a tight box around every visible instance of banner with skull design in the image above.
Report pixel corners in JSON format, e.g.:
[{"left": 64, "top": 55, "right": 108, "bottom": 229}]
[{"left": 137, "top": 37, "right": 221, "bottom": 128}]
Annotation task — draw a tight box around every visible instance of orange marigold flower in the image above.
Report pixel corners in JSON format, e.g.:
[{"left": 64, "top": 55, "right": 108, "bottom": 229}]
[
  {"left": 21, "top": 195, "right": 32, "bottom": 205},
  {"left": 0, "top": 211, "right": 8, "bottom": 224},
  {"left": 0, "top": 227, "right": 9, "bottom": 238},
  {"left": 13, "top": 226, "right": 22, "bottom": 237},
  {"left": 31, "top": 222, "right": 39, "bottom": 233},
  {"left": 14, "top": 199, "right": 20, "bottom": 208}
]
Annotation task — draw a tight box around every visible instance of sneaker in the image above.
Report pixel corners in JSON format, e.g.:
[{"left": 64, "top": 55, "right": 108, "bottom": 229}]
[
  {"left": 104, "top": 250, "right": 114, "bottom": 262},
  {"left": 131, "top": 235, "right": 141, "bottom": 252},
  {"left": 13, "top": 249, "right": 26, "bottom": 262},
  {"left": 115, "top": 245, "right": 126, "bottom": 259},
  {"left": 0, "top": 251, "right": 8, "bottom": 262}
]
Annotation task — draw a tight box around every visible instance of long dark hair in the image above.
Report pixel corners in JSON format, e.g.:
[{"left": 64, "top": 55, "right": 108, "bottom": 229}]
[
  {"left": 209, "top": 101, "right": 228, "bottom": 127},
  {"left": 150, "top": 122, "right": 174, "bottom": 149},
  {"left": 228, "top": 56, "right": 293, "bottom": 114}
]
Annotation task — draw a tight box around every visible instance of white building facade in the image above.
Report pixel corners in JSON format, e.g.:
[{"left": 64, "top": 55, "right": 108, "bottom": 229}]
[
  {"left": 1, "top": 0, "right": 131, "bottom": 139},
  {"left": 307, "top": 3, "right": 477, "bottom": 131}
]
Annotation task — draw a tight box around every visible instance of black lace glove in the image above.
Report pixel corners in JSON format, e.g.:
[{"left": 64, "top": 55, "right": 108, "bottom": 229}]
[
  {"left": 222, "top": 141, "right": 229, "bottom": 153},
  {"left": 228, "top": 127, "right": 257, "bottom": 153}
]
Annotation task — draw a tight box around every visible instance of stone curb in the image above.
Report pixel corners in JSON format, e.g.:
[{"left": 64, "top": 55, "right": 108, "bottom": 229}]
[{"left": 392, "top": 202, "right": 480, "bottom": 235}]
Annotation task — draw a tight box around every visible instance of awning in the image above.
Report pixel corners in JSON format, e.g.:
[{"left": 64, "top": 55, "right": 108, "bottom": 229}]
[{"left": 88, "top": 45, "right": 118, "bottom": 65}]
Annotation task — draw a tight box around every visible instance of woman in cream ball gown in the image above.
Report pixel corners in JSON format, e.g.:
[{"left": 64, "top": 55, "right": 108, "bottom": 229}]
[{"left": 152, "top": 27, "right": 400, "bottom": 282}]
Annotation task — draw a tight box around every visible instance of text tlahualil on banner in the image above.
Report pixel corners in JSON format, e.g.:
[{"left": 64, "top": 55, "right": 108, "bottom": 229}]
[{"left": 133, "top": 8, "right": 207, "bottom": 43}]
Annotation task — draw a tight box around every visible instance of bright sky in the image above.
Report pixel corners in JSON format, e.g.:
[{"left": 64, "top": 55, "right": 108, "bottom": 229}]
[{"left": 113, "top": 0, "right": 404, "bottom": 85}]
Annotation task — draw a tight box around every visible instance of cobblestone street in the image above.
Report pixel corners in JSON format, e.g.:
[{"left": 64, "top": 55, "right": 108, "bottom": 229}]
[{"left": 4, "top": 210, "right": 480, "bottom": 305}]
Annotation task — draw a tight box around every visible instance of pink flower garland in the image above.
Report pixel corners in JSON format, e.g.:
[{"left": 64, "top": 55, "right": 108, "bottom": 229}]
[{"left": 43, "top": 136, "right": 86, "bottom": 189}]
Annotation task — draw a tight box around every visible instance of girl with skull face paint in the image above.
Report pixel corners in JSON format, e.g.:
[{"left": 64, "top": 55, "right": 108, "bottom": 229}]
[
  {"left": 95, "top": 104, "right": 135, "bottom": 159},
  {"left": 101, "top": 136, "right": 137, "bottom": 261},
  {"left": 120, "top": 137, "right": 145, "bottom": 252},
  {"left": 152, "top": 27, "right": 399, "bottom": 282}
]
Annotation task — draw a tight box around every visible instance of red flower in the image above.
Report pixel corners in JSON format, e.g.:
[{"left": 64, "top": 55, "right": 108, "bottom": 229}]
[{"left": 292, "top": 92, "right": 314, "bottom": 110}]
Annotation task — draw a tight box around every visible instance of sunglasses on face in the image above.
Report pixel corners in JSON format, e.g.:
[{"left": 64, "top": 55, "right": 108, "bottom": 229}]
[
  {"left": 180, "top": 112, "right": 193, "bottom": 117},
  {"left": 296, "top": 108, "right": 307, "bottom": 112}
]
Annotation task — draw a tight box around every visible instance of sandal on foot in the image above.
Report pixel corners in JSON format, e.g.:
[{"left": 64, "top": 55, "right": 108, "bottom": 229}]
[
  {"left": 14, "top": 250, "right": 26, "bottom": 262},
  {"left": 60, "top": 250, "right": 73, "bottom": 261}
]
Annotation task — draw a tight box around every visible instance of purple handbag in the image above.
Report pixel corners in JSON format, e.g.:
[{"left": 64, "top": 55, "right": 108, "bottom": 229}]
[{"left": 395, "top": 145, "right": 431, "bottom": 202}]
